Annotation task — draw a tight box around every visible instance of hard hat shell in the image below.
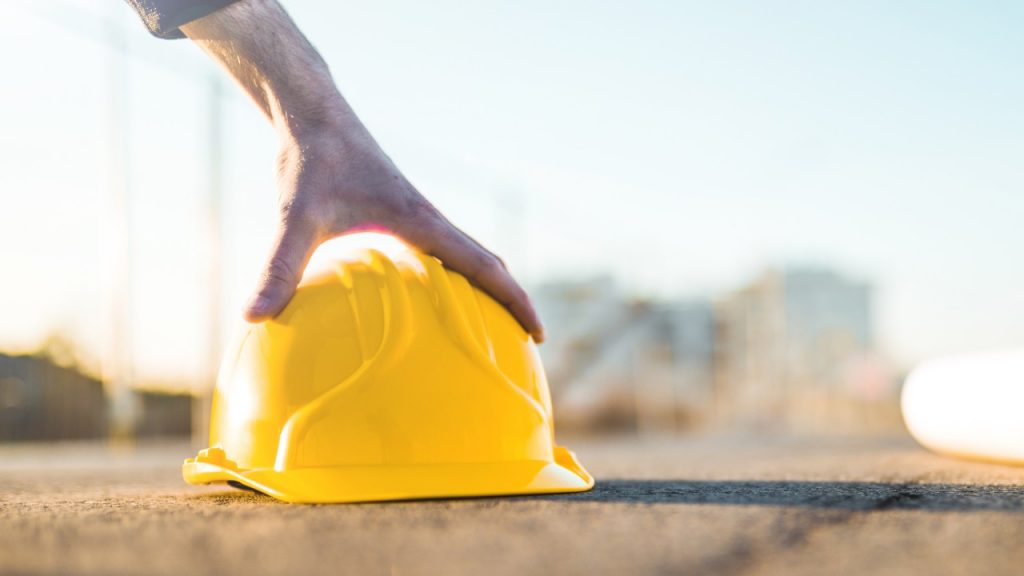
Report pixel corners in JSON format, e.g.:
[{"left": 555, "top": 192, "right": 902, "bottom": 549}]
[{"left": 183, "top": 245, "right": 593, "bottom": 503}]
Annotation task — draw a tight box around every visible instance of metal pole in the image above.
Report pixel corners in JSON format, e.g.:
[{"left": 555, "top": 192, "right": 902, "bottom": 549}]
[
  {"left": 195, "top": 75, "right": 225, "bottom": 446},
  {"left": 104, "top": 9, "right": 136, "bottom": 440}
]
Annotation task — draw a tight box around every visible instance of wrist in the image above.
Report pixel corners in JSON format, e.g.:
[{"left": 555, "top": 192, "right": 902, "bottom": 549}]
[
  {"left": 276, "top": 111, "right": 377, "bottom": 167},
  {"left": 266, "top": 76, "right": 349, "bottom": 140}
]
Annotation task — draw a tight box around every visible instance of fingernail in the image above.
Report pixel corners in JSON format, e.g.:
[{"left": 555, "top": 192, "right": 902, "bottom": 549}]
[{"left": 243, "top": 296, "right": 271, "bottom": 322}]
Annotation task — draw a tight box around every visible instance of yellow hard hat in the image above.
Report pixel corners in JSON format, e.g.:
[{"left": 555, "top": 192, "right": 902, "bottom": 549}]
[{"left": 183, "top": 241, "right": 593, "bottom": 503}]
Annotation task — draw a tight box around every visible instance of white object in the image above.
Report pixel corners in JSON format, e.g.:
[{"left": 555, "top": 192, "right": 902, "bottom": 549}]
[{"left": 902, "top": 349, "right": 1024, "bottom": 465}]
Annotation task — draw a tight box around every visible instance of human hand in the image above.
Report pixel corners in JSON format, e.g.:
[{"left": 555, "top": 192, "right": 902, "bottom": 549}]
[
  {"left": 183, "top": 0, "right": 543, "bottom": 342},
  {"left": 247, "top": 128, "right": 545, "bottom": 342}
]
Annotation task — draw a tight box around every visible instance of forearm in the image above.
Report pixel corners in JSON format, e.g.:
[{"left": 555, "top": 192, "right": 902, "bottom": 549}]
[{"left": 181, "top": 0, "right": 360, "bottom": 142}]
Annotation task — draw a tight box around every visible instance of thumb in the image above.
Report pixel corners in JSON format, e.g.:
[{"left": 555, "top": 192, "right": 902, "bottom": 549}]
[{"left": 243, "top": 222, "right": 316, "bottom": 323}]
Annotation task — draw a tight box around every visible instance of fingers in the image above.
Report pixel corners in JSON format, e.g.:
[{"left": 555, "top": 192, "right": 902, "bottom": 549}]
[
  {"left": 403, "top": 219, "right": 546, "bottom": 343},
  {"left": 243, "top": 221, "right": 317, "bottom": 323}
]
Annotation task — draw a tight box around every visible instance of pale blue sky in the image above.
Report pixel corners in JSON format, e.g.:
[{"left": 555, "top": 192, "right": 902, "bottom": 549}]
[{"left": 1, "top": 0, "right": 1022, "bottom": 384}]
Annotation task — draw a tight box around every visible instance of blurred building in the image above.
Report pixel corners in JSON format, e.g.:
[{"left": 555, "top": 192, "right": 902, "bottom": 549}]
[
  {"left": 714, "top": 268, "right": 899, "bottom": 433},
  {"left": 534, "top": 276, "right": 629, "bottom": 398},
  {"left": 535, "top": 279, "right": 716, "bottom": 433},
  {"left": 0, "top": 352, "right": 193, "bottom": 442},
  {"left": 536, "top": 267, "right": 901, "bottom": 435},
  {"left": 0, "top": 353, "right": 108, "bottom": 441}
]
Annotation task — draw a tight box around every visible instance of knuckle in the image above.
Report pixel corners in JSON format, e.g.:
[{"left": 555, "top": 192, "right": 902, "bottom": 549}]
[
  {"left": 510, "top": 283, "right": 529, "bottom": 301},
  {"left": 508, "top": 291, "right": 531, "bottom": 313},
  {"left": 404, "top": 201, "right": 441, "bottom": 231},
  {"left": 476, "top": 253, "right": 503, "bottom": 277},
  {"left": 278, "top": 196, "right": 312, "bottom": 223},
  {"left": 264, "top": 256, "right": 297, "bottom": 285},
  {"left": 410, "top": 210, "right": 443, "bottom": 237}
]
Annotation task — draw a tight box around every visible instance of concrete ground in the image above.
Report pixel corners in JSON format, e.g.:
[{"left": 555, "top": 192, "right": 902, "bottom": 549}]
[{"left": 3, "top": 434, "right": 1024, "bottom": 576}]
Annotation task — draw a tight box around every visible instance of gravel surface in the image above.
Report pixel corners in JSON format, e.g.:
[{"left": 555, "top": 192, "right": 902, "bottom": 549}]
[{"left": 3, "top": 434, "right": 1024, "bottom": 575}]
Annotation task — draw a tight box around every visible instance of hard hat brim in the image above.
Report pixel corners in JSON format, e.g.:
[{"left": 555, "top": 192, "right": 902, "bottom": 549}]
[{"left": 183, "top": 446, "right": 594, "bottom": 504}]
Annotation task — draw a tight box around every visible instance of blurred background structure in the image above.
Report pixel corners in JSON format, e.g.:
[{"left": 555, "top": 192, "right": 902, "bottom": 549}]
[
  {"left": 2, "top": 0, "right": 1022, "bottom": 443},
  {"left": 0, "top": 351, "right": 191, "bottom": 442},
  {"left": 537, "top": 267, "right": 900, "bottom": 435}
]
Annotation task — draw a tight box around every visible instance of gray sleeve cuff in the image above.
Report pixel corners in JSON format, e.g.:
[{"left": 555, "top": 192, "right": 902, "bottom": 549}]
[{"left": 124, "top": 0, "right": 244, "bottom": 39}]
